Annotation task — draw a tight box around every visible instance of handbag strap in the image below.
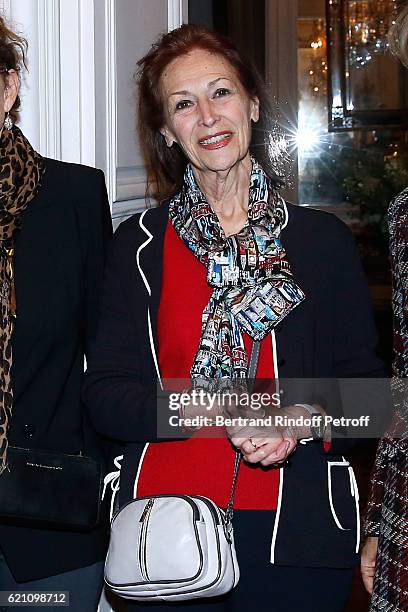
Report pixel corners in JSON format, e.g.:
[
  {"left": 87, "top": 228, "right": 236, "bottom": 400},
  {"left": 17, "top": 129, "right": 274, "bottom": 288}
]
[
  {"left": 224, "top": 340, "right": 261, "bottom": 530},
  {"left": 248, "top": 339, "right": 261, "bottom": 382}
]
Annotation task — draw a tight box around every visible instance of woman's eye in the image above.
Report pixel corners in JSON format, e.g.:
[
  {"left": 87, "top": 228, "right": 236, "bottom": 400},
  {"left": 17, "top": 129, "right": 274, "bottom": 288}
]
[
  {"left": 175, "top": 100, "right": 192, "bottom": 111},
  {"left": 213, "top": 88, "right": 231, "bottom": 98}
]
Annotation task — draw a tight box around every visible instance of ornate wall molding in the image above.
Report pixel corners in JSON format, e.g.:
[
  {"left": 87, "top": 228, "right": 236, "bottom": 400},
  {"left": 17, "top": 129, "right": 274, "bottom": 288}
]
[
  {"left": 59, "top": 0, "right": 96, "bottom": 165},
  {"left": 167, "top": 0, "right": 188, "bottom": 31},
  {"left": 6, "top": 0, "right": 96, "bottom": 165},
  {"left": 37, "top": 0, "right": 61, "bottom": 159},
  {"left": 104, "top": 0, "right": 117, "bottom": 206},
  {"left": 0, "top": 0, "right": 10, "bottom": 17},
  {"left": 111, "top": 0, "right": 188, "bottom": 221}
]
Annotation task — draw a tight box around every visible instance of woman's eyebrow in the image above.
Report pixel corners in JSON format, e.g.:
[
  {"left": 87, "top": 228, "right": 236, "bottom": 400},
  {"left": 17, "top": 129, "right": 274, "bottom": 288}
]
[
  {"left": 207, "top": 77, "right": 231, "bottom": 88},
  {"left": 169, "top": 77, "right": 233, "bottom": 98},
  {"left": 169, "top": 90, "right": 192, "bottom": 97}
]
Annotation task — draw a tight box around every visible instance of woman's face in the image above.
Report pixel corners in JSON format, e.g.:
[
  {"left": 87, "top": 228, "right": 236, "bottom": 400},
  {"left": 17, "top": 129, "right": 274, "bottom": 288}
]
[
  {"left": 160, "top": 49, "right": 259, "bottom": 175},
  {"left": 0, "top": 70, "right": 19, "bottom": 129}
]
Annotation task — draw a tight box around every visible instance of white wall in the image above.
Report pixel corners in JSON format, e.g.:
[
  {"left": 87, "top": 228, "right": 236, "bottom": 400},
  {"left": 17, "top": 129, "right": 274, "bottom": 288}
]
[
  {"left": 3, "top": 0, "right": 96, "bottom": 165},
  {"left": 104, "top": 0, "right": 169, "bottom": 220},
  {"left": 2, "top": 0, "right": 187, "bottom": 224}
]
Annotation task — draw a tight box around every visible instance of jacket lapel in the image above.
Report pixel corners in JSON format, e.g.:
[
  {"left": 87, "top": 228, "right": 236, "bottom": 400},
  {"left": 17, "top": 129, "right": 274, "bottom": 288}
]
[{"left": 136, "top": 203, "right": 169, "bottom": 383}]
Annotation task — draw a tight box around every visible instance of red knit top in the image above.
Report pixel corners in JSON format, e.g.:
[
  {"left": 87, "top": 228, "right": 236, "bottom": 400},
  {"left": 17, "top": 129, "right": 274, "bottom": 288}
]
[{"left": 136, "top": 222, "right": 280, "bottom": 509}]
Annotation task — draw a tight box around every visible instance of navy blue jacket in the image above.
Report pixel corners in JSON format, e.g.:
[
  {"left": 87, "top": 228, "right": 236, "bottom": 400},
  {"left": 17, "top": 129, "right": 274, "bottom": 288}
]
[{"left": 84, "top": 200, "right": 388, "bottom": 568}]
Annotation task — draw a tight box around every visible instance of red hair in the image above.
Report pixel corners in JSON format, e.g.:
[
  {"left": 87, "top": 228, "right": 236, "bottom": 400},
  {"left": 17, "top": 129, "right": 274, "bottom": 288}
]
[{"left": 137, "top": 24, "right": 277, "bottom": 203}]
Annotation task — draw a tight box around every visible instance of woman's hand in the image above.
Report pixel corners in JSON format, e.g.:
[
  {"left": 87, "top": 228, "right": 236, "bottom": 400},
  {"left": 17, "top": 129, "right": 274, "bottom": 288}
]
[
  {"left": 226, "top": 402, "right": 328, "bottom": 465},
  {"left": 230, "top": 431, "right": 296, "bottom": 466},
  {"left": 226, "top": 405, "right": 297, "bottom": 465},
  {"left": 361, "top": 536, "right": 378, "bottom": 594},
  {"left": 181, "top": 393, "right": 328, "bottom": 466}
]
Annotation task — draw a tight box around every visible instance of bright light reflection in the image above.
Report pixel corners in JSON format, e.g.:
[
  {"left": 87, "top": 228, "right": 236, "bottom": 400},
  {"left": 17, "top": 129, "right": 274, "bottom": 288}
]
[{"left": 296, "top": 125, "right": 321, "bottom": 154}]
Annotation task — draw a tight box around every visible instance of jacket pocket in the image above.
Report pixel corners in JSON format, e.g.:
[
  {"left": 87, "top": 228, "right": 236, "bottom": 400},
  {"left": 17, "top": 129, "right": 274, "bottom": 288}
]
[
  {"left": 272, "top": 444, "right": 360, "bottom": 568},
  {"left": 327, "top": 458, "right": 360, "bottom": 552}
]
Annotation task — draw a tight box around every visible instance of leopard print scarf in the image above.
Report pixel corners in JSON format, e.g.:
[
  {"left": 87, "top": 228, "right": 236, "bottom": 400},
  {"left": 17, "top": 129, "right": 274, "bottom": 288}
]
[{"left": 0, "top": 125, "right": 46, "bottom": 474}]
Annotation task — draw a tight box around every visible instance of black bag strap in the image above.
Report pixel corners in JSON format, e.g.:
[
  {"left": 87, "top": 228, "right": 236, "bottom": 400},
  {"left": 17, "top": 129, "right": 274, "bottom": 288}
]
[
  {"left": 224, "top": 340, "right": 261, "bottom": 529},
  {"left": 248, "top": 340, "right": 261, "bottom": 382}
]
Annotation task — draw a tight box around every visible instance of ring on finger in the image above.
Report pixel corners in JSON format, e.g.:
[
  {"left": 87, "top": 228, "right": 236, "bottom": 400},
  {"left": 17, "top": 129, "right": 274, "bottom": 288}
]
[{"left": 249, "top": 437, "right": 257, "bottom": 449}]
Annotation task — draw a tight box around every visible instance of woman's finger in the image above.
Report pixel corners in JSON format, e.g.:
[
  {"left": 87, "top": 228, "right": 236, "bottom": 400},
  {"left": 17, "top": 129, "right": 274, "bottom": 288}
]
[
  {"left": 361, "top": 537, "right": 378, "bottom": 595},
  {"left": 230, "top": 436, "right": 248, "bottom": 450},
  {"left": 243, "top": 439, "right": 288, "bottom": 464},
  {"left": 281, "top": 437, "right": 297, "bottom": 457},
  {"left": 241, "top": 438, "right": 262, "bottom": 455},
  {"left": 260, "top": 441, "right": 291, "bottom": 465},
  {"left": 361, "top": 562, "right": 375, "bottom": 594}
]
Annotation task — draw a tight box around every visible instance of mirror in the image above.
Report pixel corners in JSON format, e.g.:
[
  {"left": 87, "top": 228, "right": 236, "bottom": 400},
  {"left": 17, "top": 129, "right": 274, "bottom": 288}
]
[{"left": 327, "top": 0, "right": 408, "bottom": 130}]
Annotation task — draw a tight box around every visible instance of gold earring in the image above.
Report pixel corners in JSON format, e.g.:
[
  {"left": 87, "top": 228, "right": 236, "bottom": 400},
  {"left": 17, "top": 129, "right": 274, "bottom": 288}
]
[{"left": 4, "top": 112, "right": 13, "bottom": 130}]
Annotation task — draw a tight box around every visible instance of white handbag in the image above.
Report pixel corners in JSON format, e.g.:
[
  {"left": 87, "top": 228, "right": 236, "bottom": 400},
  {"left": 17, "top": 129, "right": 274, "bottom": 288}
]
[
  {"left": 104, "top": 451, "right": 242, "bottom": 602},
  {"left": 104, "top": 342, "right": 260, "bottom": 602}
]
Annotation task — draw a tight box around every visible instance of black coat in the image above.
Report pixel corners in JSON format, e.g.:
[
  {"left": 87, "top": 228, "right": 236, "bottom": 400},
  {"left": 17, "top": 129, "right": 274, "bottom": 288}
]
[
  {"left": 83, "top": 200, "right": 389, "bottom": 568},
  {"left": 0, "top": 158, "right": 112, "bottom": 582}
]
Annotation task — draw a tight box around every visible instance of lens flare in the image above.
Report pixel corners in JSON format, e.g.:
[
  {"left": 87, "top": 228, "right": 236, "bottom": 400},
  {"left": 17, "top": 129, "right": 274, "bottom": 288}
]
[{"left": 295, "top": 125, "right": 321, "bottom": 154}]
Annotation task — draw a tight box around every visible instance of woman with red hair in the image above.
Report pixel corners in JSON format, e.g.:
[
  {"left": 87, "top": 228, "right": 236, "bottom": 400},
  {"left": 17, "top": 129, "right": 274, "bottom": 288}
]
[{"left": 85, "top": 24, "right": 385, "bottom": 611}]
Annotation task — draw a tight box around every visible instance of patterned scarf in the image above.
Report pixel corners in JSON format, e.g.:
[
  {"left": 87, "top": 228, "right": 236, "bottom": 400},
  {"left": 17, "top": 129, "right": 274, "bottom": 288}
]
[
  {"left": 169, "top": 158, "right": 305, "bottom": 390},
  {"left": 0, "top": 125, "right": 46, "bottom": 473}
]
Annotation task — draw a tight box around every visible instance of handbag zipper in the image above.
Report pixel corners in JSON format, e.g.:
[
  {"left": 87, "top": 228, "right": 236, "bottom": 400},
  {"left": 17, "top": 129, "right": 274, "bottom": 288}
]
[
  {"left": 140, "top": 498, "right": 154, "bottom": 523},
  {"left": 194, "top": 496, "right": 220, "bottom": 524},
  {"left": 114, "top": 494, "right": 202, "bottom": 524},
  {"left": 139, "top": 499, "right": 154, "bottom": 580},
  {"left": 137, "top": 496, "right": 207, "bottom": 582}
]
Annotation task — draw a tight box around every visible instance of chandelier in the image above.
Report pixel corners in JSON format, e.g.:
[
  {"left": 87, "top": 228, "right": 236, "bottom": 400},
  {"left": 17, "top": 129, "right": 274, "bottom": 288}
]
[
  {"left": 348, "top": 0, "right": 398, "bottom": 68},
  {"left": 308, "top": 19, "right": 328, "bottom": 96}
]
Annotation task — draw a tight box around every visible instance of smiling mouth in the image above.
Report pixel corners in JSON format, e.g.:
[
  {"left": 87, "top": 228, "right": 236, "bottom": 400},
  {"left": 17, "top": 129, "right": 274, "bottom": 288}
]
[{"left": 198, "top": 132, "right": 233, "bottom": 148}]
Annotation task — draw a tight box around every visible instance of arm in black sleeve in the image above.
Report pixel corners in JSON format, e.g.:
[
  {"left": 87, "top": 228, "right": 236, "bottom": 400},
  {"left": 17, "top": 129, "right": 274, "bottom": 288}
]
[
  {"left": 82, "top": 220, "right": 170, "bottom": 443},
  {"left": 326, "top": 217, "right": 391, "bottom": 454},
  {"left": 332, "top": 218, "right": 383, "bottom": 378},
  {"left": 79, "top": 169, "right": 113, "bottom": 352},
  {"left": 76, "top": 169, "right": 113, "bottom": 459}
]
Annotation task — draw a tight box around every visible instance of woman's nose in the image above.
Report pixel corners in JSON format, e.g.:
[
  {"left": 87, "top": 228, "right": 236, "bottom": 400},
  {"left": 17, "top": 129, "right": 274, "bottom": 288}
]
[{"left": 197, "top": 99, "right": 219, "bottom": 127}]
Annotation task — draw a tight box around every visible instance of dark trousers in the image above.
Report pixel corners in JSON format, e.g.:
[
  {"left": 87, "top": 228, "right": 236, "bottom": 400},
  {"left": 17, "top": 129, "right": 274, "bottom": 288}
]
[
  {"left": 123, "top": 510, "right": 354, "bottom": 612},
  {"left": 0, "top": 550, "right": 104, "bottom": 612}
]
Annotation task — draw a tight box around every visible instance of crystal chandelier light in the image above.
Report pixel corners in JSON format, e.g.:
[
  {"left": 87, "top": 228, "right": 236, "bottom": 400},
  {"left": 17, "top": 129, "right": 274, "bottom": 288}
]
[
  {"left": 308, "top": 19, "right": 328, "bottom": 96},
  {"left": 348, "top": 0, "right": 398, "bottom": 68}
]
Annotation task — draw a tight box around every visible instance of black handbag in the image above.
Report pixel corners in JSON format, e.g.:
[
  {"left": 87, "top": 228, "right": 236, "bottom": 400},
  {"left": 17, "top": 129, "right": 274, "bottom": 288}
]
[{"left": 0, "top": 446, "right": 103, "bottom": 531}]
